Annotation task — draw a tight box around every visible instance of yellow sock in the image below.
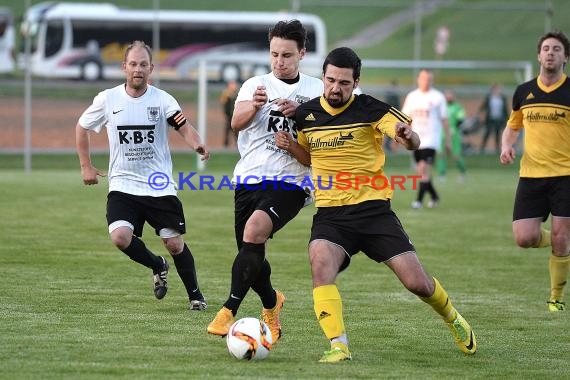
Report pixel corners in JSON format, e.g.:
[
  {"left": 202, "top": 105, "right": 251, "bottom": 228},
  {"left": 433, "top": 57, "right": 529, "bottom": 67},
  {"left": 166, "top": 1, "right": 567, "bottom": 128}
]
[
  {"left": 420, "top": 277, "right": 457, "bottom": 323},
  {"left": 549, "top": 253, "right": 570, "bottom": 301},
  {"left": 313, "top": 284, "right": 345, "bottom": 340},
  {"left": 537, "top": 228, "right": 551, "bottom": 248}
]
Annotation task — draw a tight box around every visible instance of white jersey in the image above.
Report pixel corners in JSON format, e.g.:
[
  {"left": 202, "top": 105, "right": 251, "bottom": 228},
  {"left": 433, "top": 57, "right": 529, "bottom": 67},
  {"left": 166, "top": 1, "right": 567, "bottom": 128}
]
[
  {"left": 232, "top": 72, "right": 323, "bottom": 184},
  {"left": 78, "top": 84, "right": 181, "bottom": 196},
  {"left": 402, "top": 87, "right": 447, "bottom": 150}
]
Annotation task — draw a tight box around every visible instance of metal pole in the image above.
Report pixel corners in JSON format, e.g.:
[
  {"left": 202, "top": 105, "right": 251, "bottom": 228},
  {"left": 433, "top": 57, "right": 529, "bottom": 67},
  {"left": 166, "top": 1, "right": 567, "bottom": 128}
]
[
  {"left": 152, "top": 0, "right": 160, "bottom": 87},
  {"left": 545, "top": 0, "right": 553, "bottom": 33},
  {"left": 24, "top": 0, "right": 32, "bottom": 173},
  {"left": 197, "top": 60, "right": 207, "bottom": 171},
  {"left": 413, "top": 0, "right": 422, "bottom": 77}
]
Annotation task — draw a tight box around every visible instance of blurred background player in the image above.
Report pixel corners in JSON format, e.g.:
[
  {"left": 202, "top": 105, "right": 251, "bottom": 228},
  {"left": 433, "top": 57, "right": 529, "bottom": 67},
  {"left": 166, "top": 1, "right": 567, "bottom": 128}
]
[
  {"left": 75, "top": 40, "right": 209, "bottom": 310},
  {"left": 219, "top": 80, "right": 238, "bottom": 148},
  {"left": 437, "top": 89, "right": 467, "bottom": 182},
  {"left": 500, "top": 30, "right": 570, "bottom": 312},
  {"left": 402, "top": 69, "right": 450, "bottom": 209},
  {"left": 479, "top": 83, "right": 509, "bottom": 154}
]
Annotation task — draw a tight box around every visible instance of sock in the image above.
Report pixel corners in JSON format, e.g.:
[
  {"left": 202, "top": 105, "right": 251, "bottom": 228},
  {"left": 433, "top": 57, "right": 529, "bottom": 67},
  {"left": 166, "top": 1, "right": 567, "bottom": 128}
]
[
  {"left": 120, "top": 236, "right": 162, "bottom": 271},
  {"left": 172, "top": 244, "right": 203, "bottom": 301},
  {"left": 457, "top": 158, "right": 466, "bottom": 174},
  {"left": 313, "top": 284, "right": 345, "bottom": 340},
  {"left": 537, "top": 228, "right": 551, "bottom": 248},
  {"left": 420, "top": 277, "right": 457, "bottom": 323},
  {"left": 224, "top": 242, "right": 265, "bottom": 313},
  {"left": 251, "top": 259, "right": 277, "bottom": 309},
  {"left": 426, "top": 180, "right": 439, "bottom": 201},
  {"left": 418, "top": 182, "right": 427, "bottom": 202},
  {"left": 437, "top": 157, "right": 446, "bottom": 176},
  {"left": 549, "top": 253, "right": 570, "bottom": 302},
  {"left": 330, "top": 337, "right": 349, "bottom": 354}
]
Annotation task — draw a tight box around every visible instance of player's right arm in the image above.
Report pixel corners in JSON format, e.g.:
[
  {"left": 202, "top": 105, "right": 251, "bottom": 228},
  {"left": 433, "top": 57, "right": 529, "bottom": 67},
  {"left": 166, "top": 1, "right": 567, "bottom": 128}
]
[
  {"left": 231, "top": 85, "right": 268, "bottom": 132},
  {"left": 274, "top": 131, "right": 311, "bottom": 166},
  {"left": 500, "top": 126, "right": 519, "bottom": 164},
  {"left": 75, "top": 123, "right": 105, "bottom": 185},
  {"left": 75, "top": 91, "right": 107, "bottom": 185}
]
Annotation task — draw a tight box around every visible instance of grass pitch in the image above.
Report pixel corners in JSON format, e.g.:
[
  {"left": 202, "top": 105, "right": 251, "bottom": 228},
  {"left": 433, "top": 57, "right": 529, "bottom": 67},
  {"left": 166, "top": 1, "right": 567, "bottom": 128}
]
[{"left": 0, "top": 152, "right": 568, "bottom": 379}]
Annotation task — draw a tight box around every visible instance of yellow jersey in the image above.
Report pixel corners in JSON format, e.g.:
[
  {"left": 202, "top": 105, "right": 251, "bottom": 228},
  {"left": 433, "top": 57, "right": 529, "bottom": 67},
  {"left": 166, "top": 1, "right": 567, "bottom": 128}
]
[
  {"left": 295, "top": 94, "right": 412, "bottom": 207},
  {"left": 507, "top": 74, "right": 570, "bottom": 177}
]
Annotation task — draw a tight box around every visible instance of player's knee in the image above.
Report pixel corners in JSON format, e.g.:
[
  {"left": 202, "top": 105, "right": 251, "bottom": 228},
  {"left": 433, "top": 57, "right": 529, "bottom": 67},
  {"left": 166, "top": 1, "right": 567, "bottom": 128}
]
[
  {"left": 551, "top": 230, "right": 570, "bottom": 253},
  {"left": 513, "top": 232, "right": 538, "bottom": 248},
  {"left": 110, "top": 232, "right": 132, "bottom": 250},
  {"left": 404, "top": 277, "right": 432, "bottom": 298},
  {"left": 242, "top": 230, "right": 268, "bottom": 244},
  {"left": 512, "top": 223, "right": 541, "bottom": 248},
  {"left": 163, "top": 238, "right": 183, "bottom": 255},
  {"left": 243, "top": 219, "right": 271, "bottom": 244}
]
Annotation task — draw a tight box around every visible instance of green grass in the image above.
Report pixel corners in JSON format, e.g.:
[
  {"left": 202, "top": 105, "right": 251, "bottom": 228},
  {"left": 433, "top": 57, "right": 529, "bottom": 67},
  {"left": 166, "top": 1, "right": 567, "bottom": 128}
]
[{"left": 1, "top": 152, "right": 568, "bottom": 379}]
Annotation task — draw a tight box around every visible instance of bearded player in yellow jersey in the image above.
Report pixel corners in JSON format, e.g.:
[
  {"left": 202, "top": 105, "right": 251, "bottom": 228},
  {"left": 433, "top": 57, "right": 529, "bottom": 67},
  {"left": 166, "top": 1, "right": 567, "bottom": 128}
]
[
  {"left": 501, "top": 31, "right": 570, "bottom": 312},
  {"left": 276, "top": 47, "right": 476, "bottom": 362}
]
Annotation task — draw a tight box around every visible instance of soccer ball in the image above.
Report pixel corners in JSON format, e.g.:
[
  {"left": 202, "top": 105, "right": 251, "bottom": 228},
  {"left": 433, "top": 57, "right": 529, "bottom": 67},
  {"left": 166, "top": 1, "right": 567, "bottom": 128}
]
[{"left": 226, "top": 317, "right": 273, "bottom": 360}]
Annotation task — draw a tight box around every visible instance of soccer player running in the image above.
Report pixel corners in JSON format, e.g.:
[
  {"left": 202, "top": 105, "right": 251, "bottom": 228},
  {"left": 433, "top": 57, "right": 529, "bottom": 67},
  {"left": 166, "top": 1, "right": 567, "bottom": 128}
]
[
  {"left": 402, "top": 69, "right": 451, "bottom": 209},
  {"left": 275, "top": 47, "right": 476, "bottom": 362},
  {"left": 206, "top": 20, "right": 323, "bottom": 342},
  {"left": 500, "top": 30, "right": 570, "bottom": 312},
  {"left": 75, "top": 40, "right": 209, "bottom": 310}
]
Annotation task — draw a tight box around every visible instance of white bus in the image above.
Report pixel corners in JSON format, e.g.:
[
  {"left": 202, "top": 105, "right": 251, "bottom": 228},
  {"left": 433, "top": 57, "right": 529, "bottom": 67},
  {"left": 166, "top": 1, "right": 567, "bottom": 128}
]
[
  {"left": 19, "top": 2, "right": 327, "bottom": 82},
  {"left": 0, "top": 7, "right": 15, "bottom": 73}
]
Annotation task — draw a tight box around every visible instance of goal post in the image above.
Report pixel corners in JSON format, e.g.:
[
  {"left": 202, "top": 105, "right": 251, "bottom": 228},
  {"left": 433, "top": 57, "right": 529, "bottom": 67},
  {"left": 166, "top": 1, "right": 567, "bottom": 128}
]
[{"left": 362, "top": 59, "right": 533, "bottom": 83}]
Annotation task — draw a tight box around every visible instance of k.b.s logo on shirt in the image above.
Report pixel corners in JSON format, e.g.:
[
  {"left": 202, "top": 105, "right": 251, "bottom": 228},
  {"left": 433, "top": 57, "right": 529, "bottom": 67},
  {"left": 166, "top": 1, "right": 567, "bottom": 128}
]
[
  {"left": 266, "top": 110, "right": 297, "bottom": 139},
  {"left": 117, "top": 125, "right": 155, "bottom": 144}
]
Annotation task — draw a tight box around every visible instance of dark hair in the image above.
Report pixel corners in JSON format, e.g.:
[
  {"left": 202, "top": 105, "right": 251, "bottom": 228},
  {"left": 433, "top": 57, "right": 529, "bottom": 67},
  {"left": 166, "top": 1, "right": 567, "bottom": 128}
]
[
  {"left": 268, "top": 20, "right": 307, "bottom": 51},
  {"left": 322, "top": 47, "right": 361, "bottom": 81},
  {"left": 537, "top": 30, "right": 569, "bottom": 58},
  {"left": 124, "top": 40, "right": 153, "bottom": 63}
]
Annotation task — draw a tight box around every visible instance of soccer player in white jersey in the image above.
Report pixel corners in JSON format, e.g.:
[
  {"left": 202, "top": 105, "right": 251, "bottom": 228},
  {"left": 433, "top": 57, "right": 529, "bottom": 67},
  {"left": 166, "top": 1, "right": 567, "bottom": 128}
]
[
  {"left": 75, "top": 41, "right": 210, "bottom": 310},
  {"left": 207, "top": 20, "right": 323, "bottom": 343},
  {"left": 402, "top": 69, "right": 450, "bottom": 209}
]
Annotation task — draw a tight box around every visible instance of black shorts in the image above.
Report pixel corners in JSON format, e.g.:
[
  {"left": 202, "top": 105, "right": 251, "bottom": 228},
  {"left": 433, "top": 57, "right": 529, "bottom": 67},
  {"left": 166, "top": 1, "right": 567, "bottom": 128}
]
[
  {"left": 234, "top": 181, "right": 308, "bottom": 247},
  {"left": 106, "top": 191, "right": 186, "bottom": 237},
  {"left": 513, "top": 176, "right": 570, "bottom": 221},
  {"left": 310, "top": 199, "right": 416, "bottom": 271},
  {"left": 413, "top": 148, "right": 436, "bottom": 164}
]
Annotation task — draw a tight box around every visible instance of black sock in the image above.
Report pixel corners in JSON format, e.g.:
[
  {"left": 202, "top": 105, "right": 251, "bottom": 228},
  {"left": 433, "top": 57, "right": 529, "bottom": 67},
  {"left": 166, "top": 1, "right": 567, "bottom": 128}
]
[
  {"left": 418, "top": 182, "right": 427, "bottom": 202},
  {"left": 120, "top": 236, "right": 161, "bottom": 270},
  {"left": 172, "top": 244, "right": 203, "bottom": 301},
  {"left": 251, "top": 259, "right": 277, "bottom": 309},
  {"left": 426, "top": 180, "right": 439, "bottom": 201},
  {"left": 224, "top": 242, "right": 265, "bottom": 314}
]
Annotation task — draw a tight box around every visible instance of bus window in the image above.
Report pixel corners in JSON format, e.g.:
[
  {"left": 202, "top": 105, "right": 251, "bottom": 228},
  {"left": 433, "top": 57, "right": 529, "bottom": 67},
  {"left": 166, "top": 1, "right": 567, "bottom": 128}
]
[
  {"left": 0, "top": 7, "right": 15, "bottom": 73},
  {"left": 45, "top": 20, "right": 64, "bottom": 58}
]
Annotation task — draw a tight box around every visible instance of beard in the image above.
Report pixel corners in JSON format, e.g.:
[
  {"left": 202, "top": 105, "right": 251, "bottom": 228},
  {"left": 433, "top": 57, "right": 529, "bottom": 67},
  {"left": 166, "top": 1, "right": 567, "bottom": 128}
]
[
  {"left": 326, "top": 92, "right": 346, "bottom": 108},
  {"left": 129, "top": 76, "right": 147, "bottom": 90}
]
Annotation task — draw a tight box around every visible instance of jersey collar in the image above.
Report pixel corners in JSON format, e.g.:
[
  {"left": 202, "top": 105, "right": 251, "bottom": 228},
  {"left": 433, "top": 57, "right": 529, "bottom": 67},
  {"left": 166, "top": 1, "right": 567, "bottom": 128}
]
[{"left": 319, "top": 94, "right": 356, "bottom": 116}]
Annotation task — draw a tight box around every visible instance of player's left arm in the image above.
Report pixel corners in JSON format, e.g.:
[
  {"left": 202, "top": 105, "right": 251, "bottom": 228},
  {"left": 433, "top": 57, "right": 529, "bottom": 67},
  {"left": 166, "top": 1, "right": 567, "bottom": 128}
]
[
  {"left": 394, "top": 122, "right": 420, "bottom": 150},
  {"left": 168, "top": 111, "right": 210, "bottom": 161},
  {"left": 379, "top": 108, "right": 418, "bottom": 150}
]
